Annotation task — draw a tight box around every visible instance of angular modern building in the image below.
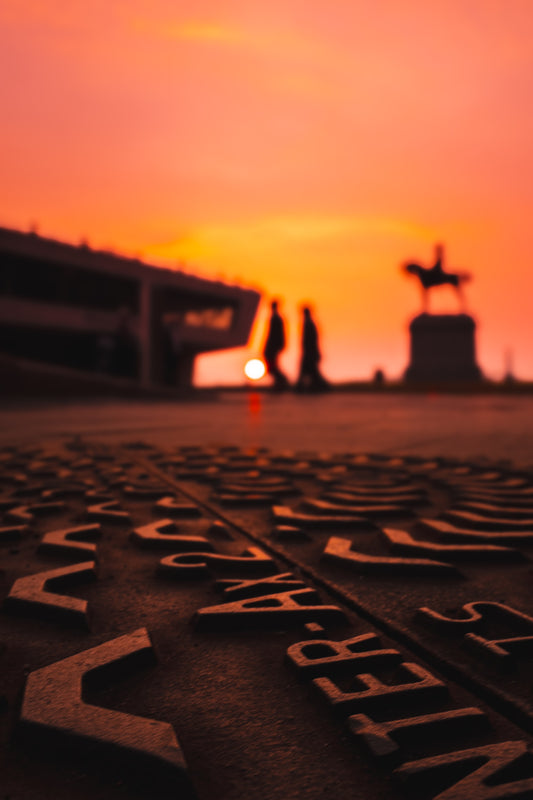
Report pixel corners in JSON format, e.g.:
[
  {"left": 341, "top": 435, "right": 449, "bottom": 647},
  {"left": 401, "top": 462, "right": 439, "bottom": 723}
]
[{"left": 0, "top": 226, "right": 261, "bottom": 389}]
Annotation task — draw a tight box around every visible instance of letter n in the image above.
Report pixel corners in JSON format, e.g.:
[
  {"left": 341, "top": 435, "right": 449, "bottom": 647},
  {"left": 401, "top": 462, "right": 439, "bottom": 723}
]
[{"left": 395, "top": 740, "right": 533, "bottom": 799}]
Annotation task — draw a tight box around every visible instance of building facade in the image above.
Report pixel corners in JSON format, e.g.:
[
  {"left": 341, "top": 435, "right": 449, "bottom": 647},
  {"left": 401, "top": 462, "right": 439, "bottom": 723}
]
[{"left": 0, "top": 227, "right": 260, "bottom": 388}]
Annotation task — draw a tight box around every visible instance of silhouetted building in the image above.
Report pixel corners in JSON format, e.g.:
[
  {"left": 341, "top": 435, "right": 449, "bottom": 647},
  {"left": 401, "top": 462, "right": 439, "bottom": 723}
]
[{"left": 0, "top": 226, "right": 260, "bottom": 388}]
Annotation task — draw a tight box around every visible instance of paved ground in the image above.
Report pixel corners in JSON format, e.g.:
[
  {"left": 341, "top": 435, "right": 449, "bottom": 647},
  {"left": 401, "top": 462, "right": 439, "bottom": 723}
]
[
  {"left": 2, "top": 391, "right": 533, "bottom": 462},
  {"left": 1, "top": 393, "right": 532, "bottom": 798}
]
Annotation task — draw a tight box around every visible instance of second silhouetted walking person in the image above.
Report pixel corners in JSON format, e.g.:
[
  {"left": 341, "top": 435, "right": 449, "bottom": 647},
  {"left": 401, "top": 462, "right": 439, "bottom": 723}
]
[{"left": 296, "top": 306, "right": 330, "bottom": 392}]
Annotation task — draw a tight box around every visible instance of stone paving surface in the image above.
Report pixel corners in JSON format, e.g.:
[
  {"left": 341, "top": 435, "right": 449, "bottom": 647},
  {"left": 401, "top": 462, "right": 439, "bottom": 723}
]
[
  {"left": 1, "top": 427, "right": 533, "bottom": 798},
  {"left": 1, "top": 391, "right": 533, "bottom": 462}
]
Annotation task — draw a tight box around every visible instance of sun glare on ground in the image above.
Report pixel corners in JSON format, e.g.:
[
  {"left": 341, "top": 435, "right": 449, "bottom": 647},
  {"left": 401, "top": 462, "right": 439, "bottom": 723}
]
[{"left": 244, "top": 358, "right": 266, "bottom": 380}]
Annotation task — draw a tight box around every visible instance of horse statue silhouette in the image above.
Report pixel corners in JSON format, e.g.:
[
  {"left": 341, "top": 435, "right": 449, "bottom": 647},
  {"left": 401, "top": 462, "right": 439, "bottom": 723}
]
[{"left": 403, "top": 244, "right": 471, "bottom": 312}]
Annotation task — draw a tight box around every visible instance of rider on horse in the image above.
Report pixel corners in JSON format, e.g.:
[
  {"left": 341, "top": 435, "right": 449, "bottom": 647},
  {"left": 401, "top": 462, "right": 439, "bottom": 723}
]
[{"left": 403, "top": 244, "right": 471, "bottom": 311}]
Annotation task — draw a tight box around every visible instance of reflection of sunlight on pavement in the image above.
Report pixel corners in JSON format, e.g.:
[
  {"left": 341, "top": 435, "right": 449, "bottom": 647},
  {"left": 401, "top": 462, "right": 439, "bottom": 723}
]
[
  {"left": 245, "top": 359, "right": 265, "bottom": 446},
  {"left": 248, "top": 391, "right": 262, "bottom": 417},
  {"left": 247, "top": 390, "right": 263, "bottom": 446}
]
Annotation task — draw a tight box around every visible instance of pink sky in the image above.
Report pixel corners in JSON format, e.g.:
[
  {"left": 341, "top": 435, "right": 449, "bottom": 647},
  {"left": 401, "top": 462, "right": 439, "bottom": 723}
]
[{"left": 1, "top": 0, "right": 532, "bottom": 384}]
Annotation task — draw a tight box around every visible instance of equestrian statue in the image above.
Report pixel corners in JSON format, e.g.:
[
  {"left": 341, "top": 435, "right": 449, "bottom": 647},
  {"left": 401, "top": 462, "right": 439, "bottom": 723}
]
[{"left": 403, "top": 244, "right": 471, "bottom": 312}]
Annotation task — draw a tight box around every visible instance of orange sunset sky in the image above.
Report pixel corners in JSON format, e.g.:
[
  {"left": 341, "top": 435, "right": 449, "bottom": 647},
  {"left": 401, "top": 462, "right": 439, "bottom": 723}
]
[{"left": 1, "top": 1, "right": 532, "bottom": 385}]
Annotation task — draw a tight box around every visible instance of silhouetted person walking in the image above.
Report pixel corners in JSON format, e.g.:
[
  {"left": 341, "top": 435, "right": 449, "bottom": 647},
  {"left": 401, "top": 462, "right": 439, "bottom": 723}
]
[
  {"left": 296, "top": 306, "right": 330, "bottom": 392},
  {"left": 263, "top": 300, "right": 289, "bottom": 390}
]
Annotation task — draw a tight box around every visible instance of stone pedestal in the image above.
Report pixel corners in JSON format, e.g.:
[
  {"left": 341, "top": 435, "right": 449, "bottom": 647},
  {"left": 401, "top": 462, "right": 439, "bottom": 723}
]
[{"left": 405, "top": 313, "right": 482, "bottom": 382}]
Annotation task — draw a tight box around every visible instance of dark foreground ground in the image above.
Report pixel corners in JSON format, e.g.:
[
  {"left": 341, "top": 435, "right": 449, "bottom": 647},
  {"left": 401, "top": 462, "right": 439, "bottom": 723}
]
[{"left": 1, "top": 392, "right": 532, "bottom": 798}]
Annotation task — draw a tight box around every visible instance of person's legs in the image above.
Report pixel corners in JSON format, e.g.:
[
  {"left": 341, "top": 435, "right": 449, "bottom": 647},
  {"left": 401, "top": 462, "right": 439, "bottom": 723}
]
[
  {"left": 309, "top": 363, "right": 330, "bottom": 391},
  {"left": 266, "top": 356, "right": 289, "bottom": 389}
]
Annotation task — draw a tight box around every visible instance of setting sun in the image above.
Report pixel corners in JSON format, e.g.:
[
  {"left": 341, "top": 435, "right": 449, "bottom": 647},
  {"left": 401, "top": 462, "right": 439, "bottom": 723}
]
[{"left": 244, "top": 358, "right": 266, "bottom": 381}]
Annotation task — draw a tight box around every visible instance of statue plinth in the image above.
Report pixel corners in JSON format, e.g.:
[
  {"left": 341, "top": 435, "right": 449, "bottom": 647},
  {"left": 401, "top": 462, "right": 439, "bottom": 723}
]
[{"left": 404, "top": 313, "right": 483, "bottom": 382}]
